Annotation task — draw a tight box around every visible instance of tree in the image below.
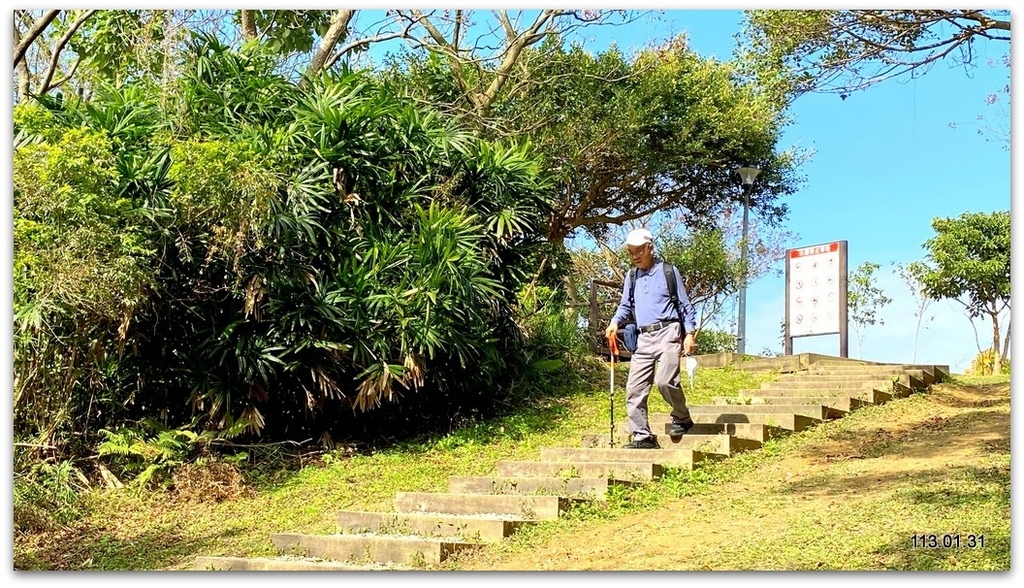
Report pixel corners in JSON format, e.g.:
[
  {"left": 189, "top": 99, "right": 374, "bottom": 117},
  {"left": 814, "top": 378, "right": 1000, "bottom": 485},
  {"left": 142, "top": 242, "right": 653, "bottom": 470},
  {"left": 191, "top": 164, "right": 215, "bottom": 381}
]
[
  {"left": 395, "top": 36, "right": 800, "bottom": 254},
  {"left": 894, "top": 261, "right": 934, "bottom": 363},
  {"left": 917, "top": 211, "right": 1010, "bottom": 373},
  {"left": 847, "top": 261, "right": 892, "bottom": 358},
  {"left": 739, "top": 10, "right": 1010, "bottom": 101}
]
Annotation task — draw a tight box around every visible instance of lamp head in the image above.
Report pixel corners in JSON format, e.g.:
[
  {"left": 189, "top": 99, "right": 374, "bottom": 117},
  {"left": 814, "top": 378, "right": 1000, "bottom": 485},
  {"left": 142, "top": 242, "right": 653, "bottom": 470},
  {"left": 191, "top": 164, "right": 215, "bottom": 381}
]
[{"left": 736, "top": 166, "right": 761, "bottom": 186}]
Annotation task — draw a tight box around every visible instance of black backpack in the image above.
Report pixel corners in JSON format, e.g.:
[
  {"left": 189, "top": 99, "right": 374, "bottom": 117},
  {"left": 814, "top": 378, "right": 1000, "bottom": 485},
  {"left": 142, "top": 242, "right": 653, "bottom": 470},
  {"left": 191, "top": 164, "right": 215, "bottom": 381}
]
[{"left": 622, "top": 262, "right": 684, "bottom": 353}]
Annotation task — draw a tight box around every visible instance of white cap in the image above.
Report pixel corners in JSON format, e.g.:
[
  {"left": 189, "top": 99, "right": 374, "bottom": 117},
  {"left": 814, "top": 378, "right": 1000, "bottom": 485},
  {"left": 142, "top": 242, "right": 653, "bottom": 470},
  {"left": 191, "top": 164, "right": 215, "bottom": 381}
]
[{"left": 625, "top": 228, "right": 653, "bottom": 247}]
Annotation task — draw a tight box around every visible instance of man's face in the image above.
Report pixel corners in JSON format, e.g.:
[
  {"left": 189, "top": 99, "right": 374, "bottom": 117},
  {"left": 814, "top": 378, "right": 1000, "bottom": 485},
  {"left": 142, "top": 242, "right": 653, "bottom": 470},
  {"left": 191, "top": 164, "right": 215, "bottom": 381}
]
[{"left": 627, "top": 242, "right": 654, "bottom": 270}]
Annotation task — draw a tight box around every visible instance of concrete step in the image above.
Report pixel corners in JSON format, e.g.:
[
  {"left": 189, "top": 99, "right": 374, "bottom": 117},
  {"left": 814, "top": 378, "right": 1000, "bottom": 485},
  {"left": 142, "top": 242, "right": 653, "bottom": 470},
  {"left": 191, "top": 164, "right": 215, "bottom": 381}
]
[
  {"left": 580, "top": 432, "right": 764, "bottom": 454},
  {"left": 194, "top": 556, "right": 401, "bottom": 571},
  {"left": 394, "top": 492, "right": 568, "bottom": 520},
  {"left": 712, "top": 395, "right": 870, "bottom": 413},
  {"left": 688, "top": 403, "right": 844, "bottom": 421},
  {"left": 579, "top": 433, "right": 762, "bottom": 455},
  {"left": 334, "top": 510, "right": 525, "bottom": 543},
  {"left": 681, "top": 422, "right": 789, "bottom": 442},
  {"left": 776, "top": 371, "right": 924, "bottom": 382},
  {"left": 539, "top": 446, "right": 719, "bottom": 469},
  {"left": 808, "top": 363, "right": 948, "bottom": 383},
  {"left": 690, "top": 411, "right": 821, "bottom": 432},
  {"left": 607, "top": 420, "right": 786, "bottom": 443},
  {"left": 758, "top": 375, "right": 919, "bottom": 391},
  {"left": 493, "top": 460, "right": 663, "bottom": 481},
  {"left": 447, "top": 476, "right": 623, "bottom": 500},
  {"left": 270, "top": 532, "right": 481, "bottom": 566},
  {"left": 738, "top": 387, "right": 894, "bottom": 404}
]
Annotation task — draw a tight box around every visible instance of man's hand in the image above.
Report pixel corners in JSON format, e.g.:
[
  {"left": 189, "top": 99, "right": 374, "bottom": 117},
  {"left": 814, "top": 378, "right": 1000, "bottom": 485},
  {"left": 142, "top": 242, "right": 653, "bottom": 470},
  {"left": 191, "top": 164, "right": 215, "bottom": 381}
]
[
  {"left": 683, "top": 332, "right": 697, "bottom": 356},
  {"left": 605, "top": 323, "right": 619, "bottom": 354},
  {"left": 605, "top": 323, "right": 618, "bottom": 341}
]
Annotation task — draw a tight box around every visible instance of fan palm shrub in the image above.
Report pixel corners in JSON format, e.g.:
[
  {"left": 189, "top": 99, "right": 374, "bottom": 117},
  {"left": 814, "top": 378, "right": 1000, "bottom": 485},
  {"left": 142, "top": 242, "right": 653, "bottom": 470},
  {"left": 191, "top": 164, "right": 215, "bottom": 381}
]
[{"left": 13, "top": 32, "right": 556, "bottom": 464}]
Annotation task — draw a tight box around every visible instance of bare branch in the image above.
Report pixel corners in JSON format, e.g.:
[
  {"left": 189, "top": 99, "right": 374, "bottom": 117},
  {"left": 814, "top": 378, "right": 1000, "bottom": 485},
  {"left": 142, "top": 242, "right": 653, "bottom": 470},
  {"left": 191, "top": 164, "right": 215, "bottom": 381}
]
[
  {"left": 39, "top": 9, "right": 97, "bottom": 95},
  {"left": 13, "top": 9, "right": 60, "bottom": 68},
  {"left": 327, "top": 23, "right": 413, "bottom": 69},
  {"left": 45, "top": 55, "right": 82, "bottom": 91}
]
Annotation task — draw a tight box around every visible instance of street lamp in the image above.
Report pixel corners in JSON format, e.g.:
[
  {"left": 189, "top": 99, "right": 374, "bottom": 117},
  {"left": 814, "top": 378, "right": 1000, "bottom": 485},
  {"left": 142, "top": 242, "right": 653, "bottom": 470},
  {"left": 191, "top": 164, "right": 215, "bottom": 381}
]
[{"left": 735, "top": 165, "right": 761, "bottom": 355}]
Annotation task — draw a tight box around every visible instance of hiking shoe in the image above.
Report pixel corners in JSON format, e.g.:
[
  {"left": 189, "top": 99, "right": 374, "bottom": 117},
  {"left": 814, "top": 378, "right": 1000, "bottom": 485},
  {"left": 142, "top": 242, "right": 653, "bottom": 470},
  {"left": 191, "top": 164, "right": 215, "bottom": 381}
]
[
  {"left": 668, "top": 419, "right": 694, "bottom": 437},
  {"left": 622, "top": 437, "right": 659, "bottom": 449}
]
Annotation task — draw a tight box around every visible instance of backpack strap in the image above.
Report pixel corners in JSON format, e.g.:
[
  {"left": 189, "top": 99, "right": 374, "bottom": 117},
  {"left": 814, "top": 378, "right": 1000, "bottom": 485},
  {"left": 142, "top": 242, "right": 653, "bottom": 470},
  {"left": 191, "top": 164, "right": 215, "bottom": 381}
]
[
  {"left": 628, "top": 267, "right": 638, "bottom": 318},
  {"left": 662, "top": 262, "right": 683, "bottom": 324}
]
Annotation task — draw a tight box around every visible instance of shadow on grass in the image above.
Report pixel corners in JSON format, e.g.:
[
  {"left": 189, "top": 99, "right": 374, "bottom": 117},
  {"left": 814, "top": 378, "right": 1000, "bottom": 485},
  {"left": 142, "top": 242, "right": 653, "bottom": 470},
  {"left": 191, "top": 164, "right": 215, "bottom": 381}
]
[{"left": 14, "top": 517, "right": 257, "bottom": 571}]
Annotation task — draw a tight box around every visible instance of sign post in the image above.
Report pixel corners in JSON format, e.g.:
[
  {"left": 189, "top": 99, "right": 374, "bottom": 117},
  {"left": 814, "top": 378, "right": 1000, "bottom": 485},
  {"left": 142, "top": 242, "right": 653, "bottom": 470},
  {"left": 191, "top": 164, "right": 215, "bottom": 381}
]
[{"left": 784, "top": 240, "right": 848, "bottom": 357}]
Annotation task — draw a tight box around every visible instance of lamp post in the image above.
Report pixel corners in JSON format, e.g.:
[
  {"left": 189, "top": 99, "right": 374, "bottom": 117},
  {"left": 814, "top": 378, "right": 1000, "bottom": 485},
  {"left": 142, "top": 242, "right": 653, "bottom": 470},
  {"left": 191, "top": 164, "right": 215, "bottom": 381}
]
[{"left": 735, "top": 166, "right": 761, "bottom": 355}]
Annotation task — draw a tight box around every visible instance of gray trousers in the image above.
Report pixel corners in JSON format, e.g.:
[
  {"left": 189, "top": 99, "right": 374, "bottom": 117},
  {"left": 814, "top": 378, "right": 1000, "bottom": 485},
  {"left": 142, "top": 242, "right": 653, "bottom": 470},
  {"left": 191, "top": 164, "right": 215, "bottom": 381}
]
[{"left": 625, "top": 322, "right": 692, "bottom": 440}]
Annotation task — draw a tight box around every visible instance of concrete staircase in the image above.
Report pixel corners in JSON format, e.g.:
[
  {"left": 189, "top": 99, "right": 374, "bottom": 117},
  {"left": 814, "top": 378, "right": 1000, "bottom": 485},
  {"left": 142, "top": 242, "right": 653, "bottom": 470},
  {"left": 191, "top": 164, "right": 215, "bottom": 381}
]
[{"left": 193, "top": 356, "right": 947, "bottom": 571}]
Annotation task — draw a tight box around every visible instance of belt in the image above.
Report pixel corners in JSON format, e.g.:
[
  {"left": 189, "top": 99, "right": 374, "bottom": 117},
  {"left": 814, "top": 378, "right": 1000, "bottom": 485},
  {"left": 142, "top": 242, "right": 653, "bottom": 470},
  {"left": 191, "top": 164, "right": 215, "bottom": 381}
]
[{"left": 638, "top": 320, "right": 679, "bottom": 334}]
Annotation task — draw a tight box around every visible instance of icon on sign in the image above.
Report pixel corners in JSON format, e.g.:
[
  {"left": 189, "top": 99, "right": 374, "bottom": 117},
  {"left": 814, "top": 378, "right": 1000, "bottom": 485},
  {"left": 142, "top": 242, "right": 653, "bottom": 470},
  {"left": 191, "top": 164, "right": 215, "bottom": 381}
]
[
  {"left": 811, "top": 313, "right": 819, "bottom": 323},
  {"left": 812, "top": 278, "right": 819, "bottom": 287},
  {"left": 795, "top": 279, "right": 803, "bottom": 289},
  {"left": 795, "top": 296, "right": 803, "bottom": 306},
  {"left": 812, "top": 261, "right": 819, "bottom": 269},
  {"left": 795, "top": 315, "right": 803, "bottom": 324},
  {"left": 828, "top": 292, "right": 835, "bottom": 302},
  {"left": 795, "top": 262, "right": 802, "bottom": 271},
  {"left": 811, "top": 295, "right": 819, "bottom": 307}
]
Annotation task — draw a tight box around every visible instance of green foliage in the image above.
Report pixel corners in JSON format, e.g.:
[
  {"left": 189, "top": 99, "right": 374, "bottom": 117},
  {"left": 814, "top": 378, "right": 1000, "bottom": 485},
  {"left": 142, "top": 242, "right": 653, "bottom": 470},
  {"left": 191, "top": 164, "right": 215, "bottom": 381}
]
[
  {"left": 917, "top": 211, "right": 1010, "bottom": 318},
  {"left": 237, "top": 10, "right": 334, "bottom": 55},
  {"left": 848, "top": 262, "right": 892, "bottom": 329},
  {"left": 695, "top": 329, "right": 737, "bottom": 355},
  {"left": 512, "top": 285, "right": 590, "bottom": 396},
  {"left": 12, "top": 113, "right": 158, "bottom": 460},
  {"left": 166, "top": 138, "right": 281, "bottom": 264},
  {"left": 97, "top": 418, "right": 250, "bottom": 488},
  {"left": 654, "top": 227, "right": 746, "bottom": 330},
  {"left": 847, "top": 261, "right": 892, "bottom": 356},
  {"left": 70, "top": 11, "right": 171, "bottom": 84},
  {"left": 13, "top": 459, "right": 91, "bottom": 534}
]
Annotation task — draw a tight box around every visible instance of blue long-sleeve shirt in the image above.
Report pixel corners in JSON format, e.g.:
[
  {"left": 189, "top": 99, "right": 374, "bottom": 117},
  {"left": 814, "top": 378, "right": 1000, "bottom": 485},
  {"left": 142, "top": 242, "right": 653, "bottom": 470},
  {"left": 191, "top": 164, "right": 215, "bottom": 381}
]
[{"left": 610, "top": 260, "right": 697, "bottom": 334}]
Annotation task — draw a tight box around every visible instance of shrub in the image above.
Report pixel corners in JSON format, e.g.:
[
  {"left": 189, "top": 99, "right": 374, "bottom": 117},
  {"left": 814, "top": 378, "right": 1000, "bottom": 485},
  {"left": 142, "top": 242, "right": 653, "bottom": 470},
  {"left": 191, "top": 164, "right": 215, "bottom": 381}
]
[
  {"left": 968, "top": 348, "right": 1010, "bottom": 375},
  {"left": 696, "top": 328, "right": 737, "bottom": 355}
]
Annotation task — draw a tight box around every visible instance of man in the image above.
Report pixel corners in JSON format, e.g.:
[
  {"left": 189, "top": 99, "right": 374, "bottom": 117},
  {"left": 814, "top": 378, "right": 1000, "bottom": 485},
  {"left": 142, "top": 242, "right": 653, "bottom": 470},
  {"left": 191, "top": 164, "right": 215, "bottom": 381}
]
[{"left": 605, "top": 228, "right": 697, "bottom": 449}]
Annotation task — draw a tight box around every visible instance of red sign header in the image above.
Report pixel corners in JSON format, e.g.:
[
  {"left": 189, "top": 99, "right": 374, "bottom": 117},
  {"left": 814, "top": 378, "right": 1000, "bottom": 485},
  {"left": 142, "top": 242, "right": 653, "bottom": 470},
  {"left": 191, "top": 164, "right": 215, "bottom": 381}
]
[{"left": 789, "top": 242, "right": 840, "bottom": 258}]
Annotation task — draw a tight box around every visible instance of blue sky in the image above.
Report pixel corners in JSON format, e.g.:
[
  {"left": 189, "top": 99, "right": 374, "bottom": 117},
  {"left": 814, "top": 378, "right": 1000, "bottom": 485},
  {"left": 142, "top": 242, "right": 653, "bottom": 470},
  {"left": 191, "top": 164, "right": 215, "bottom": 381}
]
[{"left": 563, "top": 9, "right": 1012, "bottom": 373}]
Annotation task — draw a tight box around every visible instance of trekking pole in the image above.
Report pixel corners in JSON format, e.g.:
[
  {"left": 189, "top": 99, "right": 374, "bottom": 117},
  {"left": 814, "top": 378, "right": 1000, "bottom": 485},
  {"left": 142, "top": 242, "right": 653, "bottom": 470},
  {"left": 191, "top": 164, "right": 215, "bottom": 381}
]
[{"left": 607, "top": 333, "right": 618, "bottom": 448}]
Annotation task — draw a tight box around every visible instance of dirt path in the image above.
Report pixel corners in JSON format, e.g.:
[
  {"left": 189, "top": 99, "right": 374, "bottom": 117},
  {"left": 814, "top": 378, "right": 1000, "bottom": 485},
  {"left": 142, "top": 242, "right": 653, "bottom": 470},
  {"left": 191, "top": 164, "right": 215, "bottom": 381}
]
[{"left": 450, "top": 379, "right": 1011, "bottom": 571}]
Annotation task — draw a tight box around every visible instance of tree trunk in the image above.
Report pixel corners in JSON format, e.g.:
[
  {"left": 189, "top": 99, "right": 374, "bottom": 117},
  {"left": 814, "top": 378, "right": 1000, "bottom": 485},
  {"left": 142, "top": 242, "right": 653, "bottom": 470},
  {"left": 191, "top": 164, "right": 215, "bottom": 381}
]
[
  {"left": 302, "top": 9, "right": 354, "bottom": 86},
  {"left": 1001, "top": 317, "right": 1011, "bottom": 367},
  {"left": 240, "top": 10, "right": 256, "bottom": 40},
  {"left": 989, "top": 301, "right": 1002, "bottom": 374},
  {"left": 13, "top": 21, "right": 30, "bottom": 100}
]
